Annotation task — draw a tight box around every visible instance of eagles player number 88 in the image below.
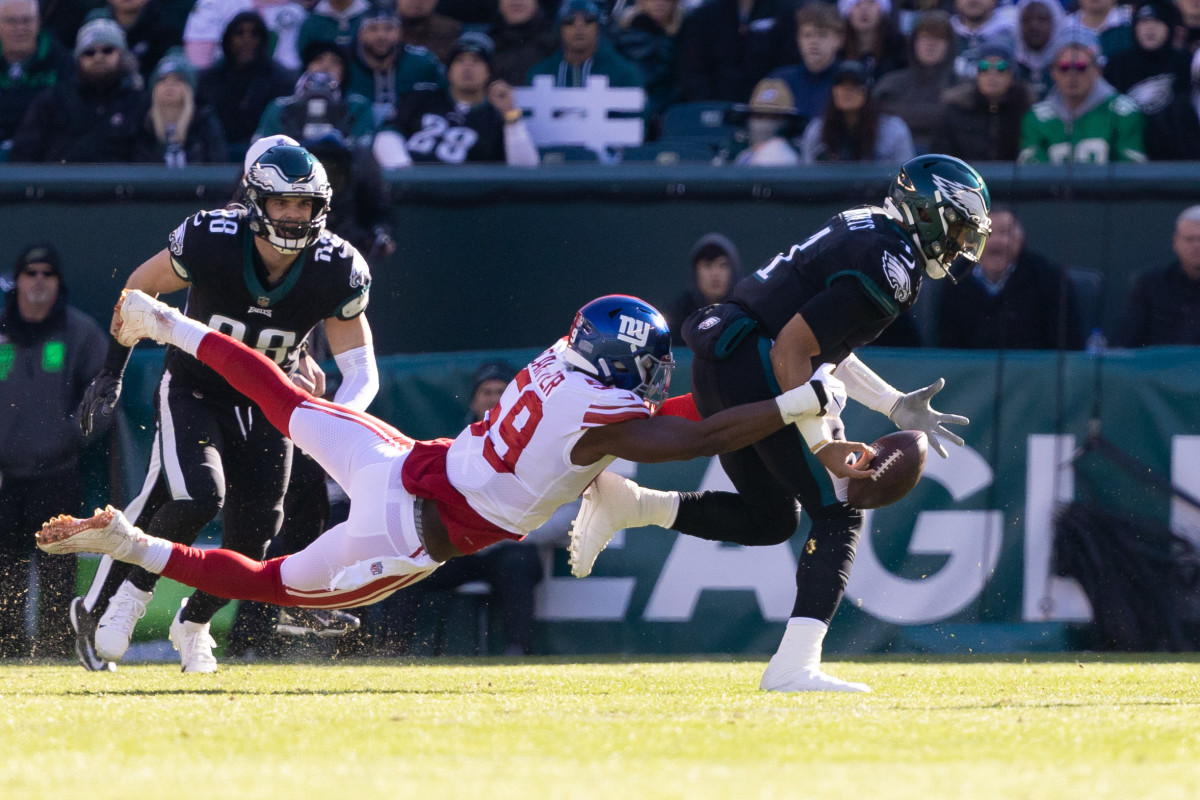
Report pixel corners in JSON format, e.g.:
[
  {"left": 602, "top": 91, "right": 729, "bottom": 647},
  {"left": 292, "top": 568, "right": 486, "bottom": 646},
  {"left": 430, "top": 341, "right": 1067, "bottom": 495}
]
[{"left": 208, "top": 314, "right": 298, "bottom": 365}]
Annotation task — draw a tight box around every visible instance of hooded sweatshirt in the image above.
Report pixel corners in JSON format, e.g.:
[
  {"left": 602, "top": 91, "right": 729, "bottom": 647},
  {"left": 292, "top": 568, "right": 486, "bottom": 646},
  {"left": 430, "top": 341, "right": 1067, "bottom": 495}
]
[
  {"left": 666, "top": 233, "right": 744, "bottom": 345},
  {"left": 1018, "top": 76, "right": 1146, "bottom": 163},
  {"left": 0, "top": 271, "right": 106, "bottom": 478},
  {"left": 1014, "top": 0, "right": 1066, "bottom": 100}
]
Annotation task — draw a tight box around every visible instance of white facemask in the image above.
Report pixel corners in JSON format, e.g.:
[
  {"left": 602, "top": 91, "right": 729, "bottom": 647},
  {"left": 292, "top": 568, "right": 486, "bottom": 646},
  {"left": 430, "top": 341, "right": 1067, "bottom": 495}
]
[{"left": 747, "top": 117, "right": 783, "bottom": 146}]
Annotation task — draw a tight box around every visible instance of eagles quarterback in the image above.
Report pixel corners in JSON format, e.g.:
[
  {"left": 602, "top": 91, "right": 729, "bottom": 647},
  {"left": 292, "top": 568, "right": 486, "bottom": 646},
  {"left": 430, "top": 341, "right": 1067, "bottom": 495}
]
[
  {"left": 71, "top": 143, "right": 379, "bottom": 673},
  {"left": 568, "top": 154, "right": 992, "bottom": 694}
]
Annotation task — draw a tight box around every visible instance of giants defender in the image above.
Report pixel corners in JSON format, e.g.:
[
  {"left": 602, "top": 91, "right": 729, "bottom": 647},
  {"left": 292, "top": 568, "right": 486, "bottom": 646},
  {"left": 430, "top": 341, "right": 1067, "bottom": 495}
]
[
  {"left": 71, "top": 144, "right": 379, "bottom": 672},
  {"left": 38, "top": 293, "right": 875, "bottom": 626},
  {"left": 570, "top": 155, "right": 991, "bottom": 693}
]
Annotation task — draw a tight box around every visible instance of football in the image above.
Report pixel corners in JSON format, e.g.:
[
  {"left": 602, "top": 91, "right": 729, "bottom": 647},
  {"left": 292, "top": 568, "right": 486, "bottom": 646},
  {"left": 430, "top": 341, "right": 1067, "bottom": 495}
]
[{"left": 846, "top": 430, "right": 928, "bottom": 510}]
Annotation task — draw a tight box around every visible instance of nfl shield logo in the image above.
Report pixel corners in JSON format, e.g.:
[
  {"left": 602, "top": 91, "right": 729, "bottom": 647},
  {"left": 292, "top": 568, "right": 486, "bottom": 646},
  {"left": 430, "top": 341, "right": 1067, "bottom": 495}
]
[{"left": 370, "top": 562, "right": 383, "bottom": 576}]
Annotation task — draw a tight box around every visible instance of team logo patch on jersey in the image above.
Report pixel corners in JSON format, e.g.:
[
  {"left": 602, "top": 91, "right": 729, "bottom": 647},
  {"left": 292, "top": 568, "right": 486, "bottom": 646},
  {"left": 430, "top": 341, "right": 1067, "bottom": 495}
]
[
  {"left": 617, "top": 315, "right": 651, "bottom": 348},
  {"left": 169, "top": 221, "right": 186, "bottom": 256},
  {"left": 697, "top": 316, "right": 720, "bottom": 331},
  {"left": 370, "top": 562, "right": 383, "bottom": 576},
  {"left": 882, "top": 251, "right": 915, "bottom": 303}
]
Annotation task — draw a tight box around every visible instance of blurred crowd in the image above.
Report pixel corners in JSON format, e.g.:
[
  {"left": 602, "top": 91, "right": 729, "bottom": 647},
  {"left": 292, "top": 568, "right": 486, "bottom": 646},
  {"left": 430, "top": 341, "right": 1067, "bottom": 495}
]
[{"left": 1, "top": 0, "right": 1199, "bottom": 166}]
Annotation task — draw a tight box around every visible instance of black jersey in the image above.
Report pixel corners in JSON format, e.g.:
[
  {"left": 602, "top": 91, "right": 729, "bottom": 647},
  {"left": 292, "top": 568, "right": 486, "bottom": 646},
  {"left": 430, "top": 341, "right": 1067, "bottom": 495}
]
[
  {"left": 732, "top": 206, "right": 922, "bottom": 366},
  {"left": 392, "top": 88, "right": 506, "bottom": 164},
  {"left": 163, "top": 208, "right": 371, "bottom": 405}
]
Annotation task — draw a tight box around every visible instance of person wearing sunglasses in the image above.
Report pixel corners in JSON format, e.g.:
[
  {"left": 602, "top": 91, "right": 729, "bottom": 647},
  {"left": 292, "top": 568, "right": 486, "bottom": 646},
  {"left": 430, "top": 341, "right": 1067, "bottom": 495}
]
[
  {"left": 935, "top": 40, "right": 1035, "bottom": 161},
  {"left": 8, "top": 18, "right": 148, "bottom": 163},
  {"left": 0, "top": 243, "right": 108, "bottom": 660},
  {"left": 1017, "top": 25, "right": 1146, "bottom": 164}
]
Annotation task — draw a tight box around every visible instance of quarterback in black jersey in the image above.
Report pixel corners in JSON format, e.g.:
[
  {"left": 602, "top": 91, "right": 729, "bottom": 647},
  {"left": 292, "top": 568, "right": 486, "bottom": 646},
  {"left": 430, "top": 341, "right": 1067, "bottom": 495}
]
[
  {"left": 570, "top": 155, "right": 992, "bottom": 693},
  {"left": 71, "top": 143, "right": 379, "bottom": 672}
]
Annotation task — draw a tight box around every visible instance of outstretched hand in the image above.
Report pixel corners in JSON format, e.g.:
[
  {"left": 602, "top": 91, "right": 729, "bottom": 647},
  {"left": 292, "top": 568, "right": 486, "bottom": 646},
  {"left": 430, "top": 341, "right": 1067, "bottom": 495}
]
[
  {"left": 816, "top": 440, "right": 875, "bottom": 479},
  {"left": 887, "top": 378, "right": 969, "bottom": 458}
]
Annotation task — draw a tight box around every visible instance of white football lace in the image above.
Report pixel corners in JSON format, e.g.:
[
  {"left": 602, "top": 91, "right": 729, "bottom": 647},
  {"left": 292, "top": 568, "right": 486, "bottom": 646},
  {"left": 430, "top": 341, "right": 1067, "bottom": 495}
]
[{"left": 869, "top": 449, "right": 903, "bottom": 482}]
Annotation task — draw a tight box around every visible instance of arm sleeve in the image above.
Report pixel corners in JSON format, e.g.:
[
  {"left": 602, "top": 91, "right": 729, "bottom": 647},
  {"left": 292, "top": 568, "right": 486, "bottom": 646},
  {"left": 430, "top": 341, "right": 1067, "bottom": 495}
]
[
  {"left": 503, "top": 118, "right": 540, "bottom": 166},
  {"left": 331, "top": 344, "right": 379, "bottom": 411}
]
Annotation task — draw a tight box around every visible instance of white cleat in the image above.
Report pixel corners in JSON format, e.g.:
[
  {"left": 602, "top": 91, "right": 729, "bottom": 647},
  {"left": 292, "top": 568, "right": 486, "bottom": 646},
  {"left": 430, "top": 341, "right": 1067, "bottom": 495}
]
[
  {"left": 170, "top": 600, "right": 218, "bottom": 673},
  {"left": 94, "top": 582, "right": 152, "bottom": 663},
  {"left": 36, "top": 506, "right": 149, "bottom": 561},
  {"left": 760, "top": 662, "right": 872, "bottom": 694},
  {"left": 114, "top": 289, "right": 181, "bottom": 347},
  {"left": 569, "top": 471, "right": 645, "bottom": 578}
]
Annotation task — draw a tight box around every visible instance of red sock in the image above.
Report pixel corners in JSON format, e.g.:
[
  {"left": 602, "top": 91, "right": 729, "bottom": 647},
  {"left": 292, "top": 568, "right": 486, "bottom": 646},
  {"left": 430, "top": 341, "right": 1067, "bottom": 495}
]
[
  {"left": 161, "top": 545, "right": 294, "bottom": 606},
  {"left": 195, "top": 331, "right": 307, "bottom": 436}
]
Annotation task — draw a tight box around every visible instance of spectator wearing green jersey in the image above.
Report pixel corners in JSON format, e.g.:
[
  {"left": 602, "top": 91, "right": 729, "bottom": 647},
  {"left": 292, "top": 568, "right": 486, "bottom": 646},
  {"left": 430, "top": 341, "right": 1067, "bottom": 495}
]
[
  {"left": 296, "top": 0, "right": 373, "bottom": 59},
  {"left": 1018, "top": 25, "right": 1146, "bottom": 163},
  {"left": 346, "top": 4, "right": 446, "bottom": 129}
]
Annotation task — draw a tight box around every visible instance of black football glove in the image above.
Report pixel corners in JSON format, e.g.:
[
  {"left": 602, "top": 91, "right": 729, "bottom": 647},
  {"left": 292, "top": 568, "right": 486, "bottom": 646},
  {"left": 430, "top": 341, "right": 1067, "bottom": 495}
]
[{"left": 77, "top": 370, "right": 123, "bottom": 438}]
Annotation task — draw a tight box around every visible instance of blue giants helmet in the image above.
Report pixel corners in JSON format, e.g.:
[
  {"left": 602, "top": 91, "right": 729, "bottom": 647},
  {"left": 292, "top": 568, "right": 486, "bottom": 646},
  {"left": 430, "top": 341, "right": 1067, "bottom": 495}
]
[{"left": 563, "top": 294, "right": 674, "bottom": 410}]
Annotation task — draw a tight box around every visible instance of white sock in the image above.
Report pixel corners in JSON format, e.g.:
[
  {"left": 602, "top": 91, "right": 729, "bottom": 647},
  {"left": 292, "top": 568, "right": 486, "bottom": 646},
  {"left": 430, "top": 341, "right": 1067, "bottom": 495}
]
[
  {"left": 169, "top": 315, "right": 210, "bottom": 357},
  {"left": 771, "top": 616, "right": 828, "bottom": 671},
  {"left": 634, "top": 485, "right": 680, "bottom": 528},
  {"left": 137, "top": 537, "right": 174, "bottom": 574}
]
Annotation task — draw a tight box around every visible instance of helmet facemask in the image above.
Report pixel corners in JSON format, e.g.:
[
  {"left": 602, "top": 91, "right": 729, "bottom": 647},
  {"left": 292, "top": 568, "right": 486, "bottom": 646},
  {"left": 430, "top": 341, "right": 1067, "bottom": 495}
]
[{"left": 243, "top": 145, "right": 333, "bottom": 253}]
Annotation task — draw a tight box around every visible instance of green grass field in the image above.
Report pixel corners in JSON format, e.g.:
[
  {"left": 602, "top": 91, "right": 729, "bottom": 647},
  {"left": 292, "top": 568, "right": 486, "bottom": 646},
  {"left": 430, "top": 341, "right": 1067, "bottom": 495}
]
[{"left": 3, "top": 655, "right": 1198, "bottom": 800}]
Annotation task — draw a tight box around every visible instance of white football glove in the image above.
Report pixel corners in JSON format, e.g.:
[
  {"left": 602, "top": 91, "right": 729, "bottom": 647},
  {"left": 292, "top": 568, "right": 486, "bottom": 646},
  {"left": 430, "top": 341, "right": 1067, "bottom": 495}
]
[{"left": 887, "top": 378, "right": 969, "bottom": 458}]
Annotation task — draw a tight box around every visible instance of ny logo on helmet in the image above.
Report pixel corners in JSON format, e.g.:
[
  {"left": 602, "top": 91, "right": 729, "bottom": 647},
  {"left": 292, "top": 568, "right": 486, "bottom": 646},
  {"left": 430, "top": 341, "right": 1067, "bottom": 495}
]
[{"left": 618, "top": 315, "right": 651, "bottom": 348}]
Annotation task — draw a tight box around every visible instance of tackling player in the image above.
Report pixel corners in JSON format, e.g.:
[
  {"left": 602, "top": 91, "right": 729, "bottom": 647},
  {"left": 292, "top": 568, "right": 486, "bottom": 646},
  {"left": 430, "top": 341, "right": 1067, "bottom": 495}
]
[
  {"left": 568, "top": 154, "right": 991, "bottom": 693},
  {"left": 37, "top": 293, "right": 874, "bottom": 627},
  {"left": 70, "top": 142, "right": 379, "bottom": 672}
]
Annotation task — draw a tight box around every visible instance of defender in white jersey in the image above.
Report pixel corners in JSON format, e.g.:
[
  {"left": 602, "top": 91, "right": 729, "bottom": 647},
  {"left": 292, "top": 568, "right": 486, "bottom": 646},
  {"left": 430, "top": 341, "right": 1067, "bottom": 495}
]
[{"left": 36, "top": 293, "right": 875, "bottom": 619}]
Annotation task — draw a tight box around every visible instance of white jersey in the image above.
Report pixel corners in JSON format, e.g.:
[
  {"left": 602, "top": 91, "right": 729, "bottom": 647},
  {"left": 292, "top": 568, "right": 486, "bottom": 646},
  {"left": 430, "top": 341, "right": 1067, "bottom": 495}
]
[{"left": 446, "top": 340, "right": 651, "bottom": 535}]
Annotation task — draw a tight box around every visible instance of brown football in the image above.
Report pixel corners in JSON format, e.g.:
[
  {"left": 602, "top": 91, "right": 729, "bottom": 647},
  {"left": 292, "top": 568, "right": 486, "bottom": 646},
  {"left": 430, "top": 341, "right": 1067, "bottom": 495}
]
[{"left": 846, "top": 430, "right": 928, "bottom": 510}]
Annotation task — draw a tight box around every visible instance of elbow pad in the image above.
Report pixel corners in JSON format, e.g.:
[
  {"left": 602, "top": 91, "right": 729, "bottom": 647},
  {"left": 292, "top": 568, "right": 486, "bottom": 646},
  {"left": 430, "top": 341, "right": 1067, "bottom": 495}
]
[
  {"left": 332, "top": 344, "right": 379, "bottom": 412},
  {"left": 832, "top": 353, "right": 903, "bottom": 415}
]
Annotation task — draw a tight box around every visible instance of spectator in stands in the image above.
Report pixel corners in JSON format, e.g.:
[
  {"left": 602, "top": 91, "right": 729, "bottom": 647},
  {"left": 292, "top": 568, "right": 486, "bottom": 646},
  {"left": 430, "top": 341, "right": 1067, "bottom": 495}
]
[
  {"left": 613, "top": 0, "right": 681, "bottom": 129},
  {"left": 674, "top": 0, "right": 798, "bottom": 103},
  {"left": 296, "top": 0, "right": 372, "bottom": 58},
  {"left": 665, "top": 232, "right": 743, "bottom": 345},
  {"left": 255, "top": 42, "right": 376, "bottom": 144},
  {"left": 732, "top": 77, "right": 802, "bottom": 164},
  {"left": 950, "top": 0, "right": 1016, "bottom": 61},
  {"left": 375, "top": 31, "right": 538, "bottom": 164},
  {"left": 839, "top": 0, "right": 908, "bottom": 81},
  {"left": 489, "top": 0, "right": 558, "bottom": 87},
  {"left": 346, "top": 4, "right": 446, "bottom": 129},
  {"left": 0, "top": 243, "right": 107, "bottom": 659},
  {"left": 197, "top": 11, "right": 298, "bottom": 164},
  {"left": 874, "top": 10, "right": 960, "bottom": 153},
  {"left": 797, "top": 58, "right": 915, "bottom": 162},
  {"left": 936, "top": 206, "right": 1083, "bottom": 350},
  {"left": 135, "top": 48, "right": 227, "bottom": 165},
  {"left": 1104, "top": 0, "right": 1200, "bottom": 160},
  {"left": 399, "top": 0, "right": 461, "bottom": 64},
  {"left": 1018, "top": 26, "right": 1146, "bottom": 163},
  {"left": 933, "top": 40, "right": 1033, "bottom": 160},
  {"left": 90, "top": 0, "right": 183, "bottom": 85},
  {"left": 304, "top": 130, "right": 395, "bottom": 259},
  {"left": 526, "top": 0, "right": 643, "bottom": 88},
  {"left": 1113, "top": 205, "right": 1200, "bottom": 347},
  {"left": 185, "top": 0, "right": 309, "bottom": 71},
  {"left": 1179, "top": 0, "right": 1200, "bottom": 54},
  {"left": 374, "top": 360, "right": 548, "bottom": 658},
  {"left": 1014, "top": 0, "right": 1066, "bottom": 100},
  {"left": 1068, "top": 0, "right": 1132, "bottom": 57},
  {"left": 10, "top": 18, "right": 148, "bottom": 163},
  {"left": 0, "top": 0, "right": 73, "bottom": 161},
  {"left": 767, "top": 2, "right": 846, "bottom": 133}
]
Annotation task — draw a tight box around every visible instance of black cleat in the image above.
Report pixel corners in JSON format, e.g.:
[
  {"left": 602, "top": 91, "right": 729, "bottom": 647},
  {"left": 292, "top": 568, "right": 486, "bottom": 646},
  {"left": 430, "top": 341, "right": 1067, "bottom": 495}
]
[
  {"left": 275, "top": 607, "right": 361, "bottom": 638},
  {"left": 70, "top": 597, "right": 115, "bottom": 672}
]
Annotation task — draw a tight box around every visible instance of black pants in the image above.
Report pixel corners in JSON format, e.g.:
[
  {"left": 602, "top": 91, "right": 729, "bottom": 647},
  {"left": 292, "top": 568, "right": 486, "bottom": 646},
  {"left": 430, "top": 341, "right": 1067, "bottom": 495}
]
[
  {"left": 672, "top": 327, "right": 863, "bottom": 625},
  {"left": 0, "top": 471, "right": 81, "bottom": 658},
  {"left": 83, "top": 373, "right": 291, "bottom": 625}
]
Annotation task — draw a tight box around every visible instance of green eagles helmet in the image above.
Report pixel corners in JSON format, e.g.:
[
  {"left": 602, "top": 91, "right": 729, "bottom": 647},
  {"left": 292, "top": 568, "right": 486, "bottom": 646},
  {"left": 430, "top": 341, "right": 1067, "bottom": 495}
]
[
  {"left": 885, "top": 154, "right": 992, "bottom": 281},
  {"left": 243, "top": 144, "right": 333, "bottom": 253}
]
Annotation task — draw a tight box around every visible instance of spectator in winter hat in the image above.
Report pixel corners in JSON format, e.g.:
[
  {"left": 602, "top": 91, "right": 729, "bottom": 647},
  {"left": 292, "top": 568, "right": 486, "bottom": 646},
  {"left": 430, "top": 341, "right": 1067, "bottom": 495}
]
[{"left": 135, "top": 47, "right": 228, "bottom": 165}]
